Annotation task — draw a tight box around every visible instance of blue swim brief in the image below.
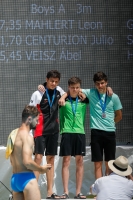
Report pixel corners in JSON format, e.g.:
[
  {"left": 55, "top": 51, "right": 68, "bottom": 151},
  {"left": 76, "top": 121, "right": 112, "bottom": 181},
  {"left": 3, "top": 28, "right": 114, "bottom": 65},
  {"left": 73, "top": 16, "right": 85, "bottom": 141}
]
[{"left": 11, "top": 172, "right": 36, "bottom": 192}]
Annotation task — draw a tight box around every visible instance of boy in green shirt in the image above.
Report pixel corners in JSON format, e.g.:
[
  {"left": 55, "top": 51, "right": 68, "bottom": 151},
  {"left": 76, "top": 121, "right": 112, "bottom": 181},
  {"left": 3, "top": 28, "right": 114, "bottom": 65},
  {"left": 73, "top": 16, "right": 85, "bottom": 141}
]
[{"left": 59, "top": 77, "right": 88, "bottom": 199}]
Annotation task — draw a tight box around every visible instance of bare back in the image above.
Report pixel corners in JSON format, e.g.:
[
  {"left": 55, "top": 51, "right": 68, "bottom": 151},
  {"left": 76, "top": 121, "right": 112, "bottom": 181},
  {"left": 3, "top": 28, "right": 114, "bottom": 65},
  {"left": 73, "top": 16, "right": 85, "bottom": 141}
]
[{"left": 10, "top": 127, "right": 34, "bottom": 173}]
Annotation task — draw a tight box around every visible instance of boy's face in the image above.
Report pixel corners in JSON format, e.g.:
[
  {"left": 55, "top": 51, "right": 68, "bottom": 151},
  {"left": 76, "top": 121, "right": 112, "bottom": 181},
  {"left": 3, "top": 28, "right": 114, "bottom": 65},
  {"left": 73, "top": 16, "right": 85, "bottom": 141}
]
[
  {"left": 46, "top": 77, "right": 60, "bottom": 90},
  {"left": 68, "top": 83, "right": 81, "bottom": 97},
  {"left": 95, "top": 79, "right": 107, "bottom": 93}
]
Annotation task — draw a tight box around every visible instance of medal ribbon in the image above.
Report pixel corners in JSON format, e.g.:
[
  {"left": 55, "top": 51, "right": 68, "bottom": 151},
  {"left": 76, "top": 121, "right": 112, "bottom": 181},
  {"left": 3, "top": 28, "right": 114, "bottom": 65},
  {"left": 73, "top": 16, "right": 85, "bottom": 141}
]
[
  {"left": 97, "top": 91, "right": 107, "bottom": 114},
  {"left": 46, "top": 88, "right": 56, "bottom": 108},
  {"left": 69, "top": 96, "right": 78, "bottom": 116}
]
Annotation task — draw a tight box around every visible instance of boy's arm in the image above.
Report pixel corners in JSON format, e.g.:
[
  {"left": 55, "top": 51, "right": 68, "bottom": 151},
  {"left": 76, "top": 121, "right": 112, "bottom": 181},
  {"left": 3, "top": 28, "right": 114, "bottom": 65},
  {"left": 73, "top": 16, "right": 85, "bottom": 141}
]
[
  {"left": 22, "top": 133, "right": 51, "bottom": 173},
  {"left": 81, "top": 87, "right": 113, "bottom": 96},
  {"left": 58, "top": 92, "right": 68, "bottom": 106},
  {"left": 114, "top": 110, "right": 122, "bottom": 123},
  {"left": 58, "top": 85, "right": 113, "bottom": 105},
  {"left": 78, "top": 91, "right": 86, "bottom": 101}
]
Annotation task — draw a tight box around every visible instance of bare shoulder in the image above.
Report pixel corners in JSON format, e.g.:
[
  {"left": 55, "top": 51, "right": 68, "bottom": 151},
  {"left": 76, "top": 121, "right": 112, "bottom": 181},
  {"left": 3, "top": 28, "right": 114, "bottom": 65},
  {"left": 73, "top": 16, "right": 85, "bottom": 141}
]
[
  {"left": 18, "top": 128, "right": 33, "bottom": 145},
  {"left": 18, "top": 128, "right": 28, "bottom": 138}
]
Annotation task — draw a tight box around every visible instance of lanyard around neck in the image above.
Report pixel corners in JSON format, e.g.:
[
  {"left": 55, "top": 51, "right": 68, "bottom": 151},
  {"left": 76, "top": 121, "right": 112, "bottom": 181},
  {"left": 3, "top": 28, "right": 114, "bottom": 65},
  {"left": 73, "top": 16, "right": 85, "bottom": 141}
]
[
  {"left": 97, "top": 90, "right": 107, "bottom": 113},
  {"left": 46, "top": 88, "right": 56, "bottom": 108},
  {"left": 69, "top": 96, "right": 78, "bottom": 116}
]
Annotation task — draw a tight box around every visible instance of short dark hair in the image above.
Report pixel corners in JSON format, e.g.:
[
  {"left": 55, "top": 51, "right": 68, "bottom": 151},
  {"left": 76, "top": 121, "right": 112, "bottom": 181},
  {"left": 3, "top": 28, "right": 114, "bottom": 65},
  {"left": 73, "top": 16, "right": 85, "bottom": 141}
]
[
  {"left": 46, "top": 70, "right": 61, "bottom": 80},
  {"left": 68, "top": 77, "right": 81, "bottom": 86},
  {"left": 22, "top": 105, "right": 39, "bottom": 122},
  {"left": 93, "top": 71, "right": 108, "bottom": 82}
]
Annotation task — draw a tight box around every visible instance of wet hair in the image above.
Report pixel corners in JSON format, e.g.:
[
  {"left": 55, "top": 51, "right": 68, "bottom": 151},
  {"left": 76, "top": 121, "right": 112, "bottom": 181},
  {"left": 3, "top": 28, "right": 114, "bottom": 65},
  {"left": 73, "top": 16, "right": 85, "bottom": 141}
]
[
  {"left": 22, "top": 105, "right": 39, "bottom": 122},
  {"left": 68, "top": 77, "right": 81, "bottom": 86},
  {"left": 93, "top": 71, "right": 108, "bottom": 83},
  {"left": 46, "top": 70, "right": 61, "bottom": 80}
]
